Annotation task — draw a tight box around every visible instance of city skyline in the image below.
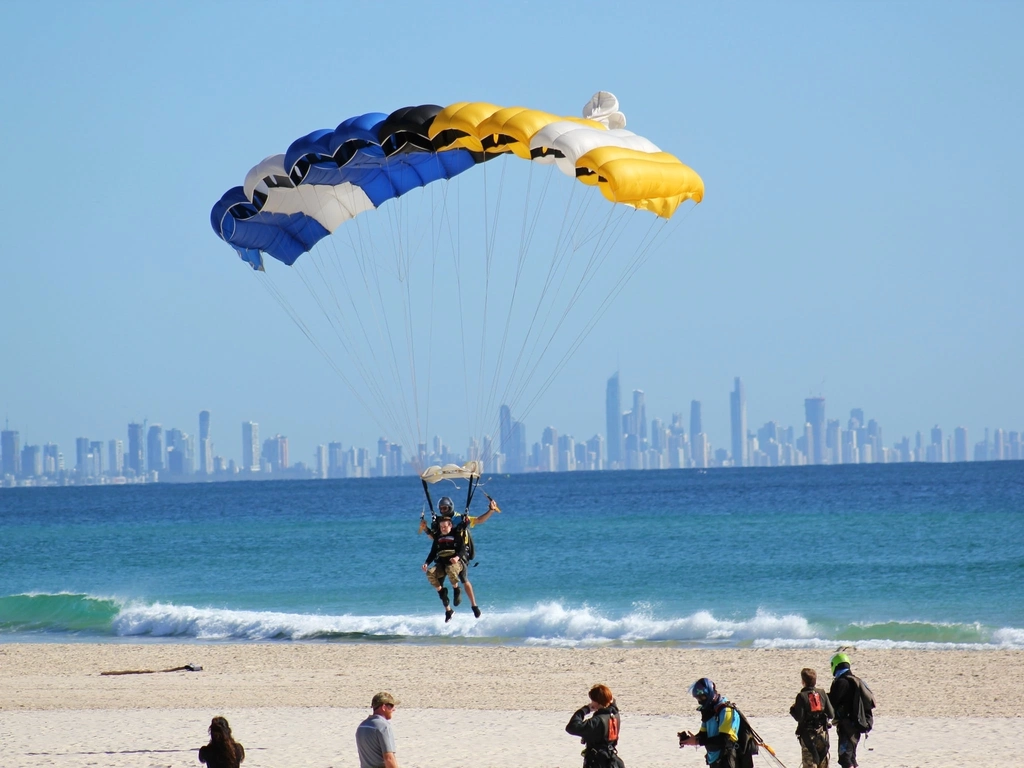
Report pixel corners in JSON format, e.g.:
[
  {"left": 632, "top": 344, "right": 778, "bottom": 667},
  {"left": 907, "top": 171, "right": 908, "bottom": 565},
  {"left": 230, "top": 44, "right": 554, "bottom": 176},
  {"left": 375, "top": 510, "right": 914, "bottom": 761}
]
[{"left": 3, "top": 374, "right": 1020, "bottom": 487}]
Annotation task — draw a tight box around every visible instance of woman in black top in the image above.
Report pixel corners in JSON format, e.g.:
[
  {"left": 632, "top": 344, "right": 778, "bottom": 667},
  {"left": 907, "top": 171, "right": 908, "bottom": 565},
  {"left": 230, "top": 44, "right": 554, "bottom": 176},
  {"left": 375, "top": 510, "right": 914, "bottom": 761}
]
[{"left": 198, "top": 716, "right": 245, "bottom": 768}]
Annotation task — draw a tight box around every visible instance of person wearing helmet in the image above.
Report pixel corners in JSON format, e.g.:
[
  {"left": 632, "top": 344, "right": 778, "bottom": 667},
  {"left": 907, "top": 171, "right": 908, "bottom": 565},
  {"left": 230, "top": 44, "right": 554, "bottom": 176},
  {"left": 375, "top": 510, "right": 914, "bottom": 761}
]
[
  {"left": 565, "top": 684, "right": 623, "bottom": 768},
  {"left": 828, "top": 653, "right": 870, "bottom": 768},
  {"left": 418, "top": 494, "right": 500, "bottom": 619},
  {"left": 421, "top": 516, "right": 466, "bottom": 623},
  {"left": 678, "top": 678, "right": 753, "bottom": 768},
  {"left": 790, "top": 667, "right": 834, "bottom": 768}
]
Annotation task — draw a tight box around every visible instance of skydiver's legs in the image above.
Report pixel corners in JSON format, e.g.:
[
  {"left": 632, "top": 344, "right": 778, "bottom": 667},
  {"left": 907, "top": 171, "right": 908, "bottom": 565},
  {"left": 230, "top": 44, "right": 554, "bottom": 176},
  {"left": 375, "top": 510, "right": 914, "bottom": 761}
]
[
  {"left": 426, "top": 567, "right": 454, "bottom": 622},
  {"left": 458, "top": 565, "right": 481, "bottom": 618}
]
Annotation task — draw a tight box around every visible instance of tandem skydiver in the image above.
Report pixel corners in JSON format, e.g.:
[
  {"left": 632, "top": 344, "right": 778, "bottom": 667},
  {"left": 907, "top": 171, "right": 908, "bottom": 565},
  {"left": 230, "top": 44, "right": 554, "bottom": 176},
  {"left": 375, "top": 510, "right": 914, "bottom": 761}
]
[{"left": 419, "top": 494, "right": 499, "bottom": 618}]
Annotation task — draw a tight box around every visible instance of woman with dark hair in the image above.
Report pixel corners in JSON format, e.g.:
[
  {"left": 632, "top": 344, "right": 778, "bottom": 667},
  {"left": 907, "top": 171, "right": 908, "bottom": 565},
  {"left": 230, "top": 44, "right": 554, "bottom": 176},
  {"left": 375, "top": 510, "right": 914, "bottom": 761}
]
[
  {"left": 198, "top": 716, "right": 245, "bottom": 768},
  {"left": 566, "top": 684, "right": 624, "bottom": 768}
]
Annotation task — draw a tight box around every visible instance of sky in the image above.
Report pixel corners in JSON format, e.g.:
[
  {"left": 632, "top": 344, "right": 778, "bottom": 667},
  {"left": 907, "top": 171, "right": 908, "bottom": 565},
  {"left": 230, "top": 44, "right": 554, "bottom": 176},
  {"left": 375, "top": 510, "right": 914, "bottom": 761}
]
[{"left": 1, "top": 1, "right": 1022, "bottom": 465}]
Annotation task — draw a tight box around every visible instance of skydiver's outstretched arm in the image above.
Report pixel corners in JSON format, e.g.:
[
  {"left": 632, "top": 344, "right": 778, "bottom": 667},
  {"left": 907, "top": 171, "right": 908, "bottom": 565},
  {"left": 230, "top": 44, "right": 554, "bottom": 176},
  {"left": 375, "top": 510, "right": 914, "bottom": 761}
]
[{"left": 470, "top": 498, "right": 501, "bottom": 526}]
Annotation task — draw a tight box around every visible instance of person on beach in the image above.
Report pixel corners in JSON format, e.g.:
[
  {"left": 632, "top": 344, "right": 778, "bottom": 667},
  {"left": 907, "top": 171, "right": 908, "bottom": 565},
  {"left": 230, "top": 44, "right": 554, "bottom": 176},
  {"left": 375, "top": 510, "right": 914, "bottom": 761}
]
[
  {"left": 422, "top": 515, "right": 466, "bottom": 622},
  {"left": 565, "top": 683, "right": 624, "bottom": 768},
  {"left": 791, "top": 667, "right": 834, "bottom": 768},
  {"left": 828, "top": 653, "right": 876, "bottom": 768},
  {"left": 356, "top": 691, "right": 400, "bottom": 768},
  {"left": 198, "top": 716, "right": 245, "bottom": 768},
  {"left": 678, "top": 677, "right": 754, "bottom": 768}
]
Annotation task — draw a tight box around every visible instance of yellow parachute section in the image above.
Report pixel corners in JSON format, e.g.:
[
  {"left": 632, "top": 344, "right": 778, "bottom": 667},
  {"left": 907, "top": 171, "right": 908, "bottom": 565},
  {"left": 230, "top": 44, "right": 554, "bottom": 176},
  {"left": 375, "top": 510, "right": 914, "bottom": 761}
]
[{"left": 430, "top": 95, "right": 703, "bottom": 218}]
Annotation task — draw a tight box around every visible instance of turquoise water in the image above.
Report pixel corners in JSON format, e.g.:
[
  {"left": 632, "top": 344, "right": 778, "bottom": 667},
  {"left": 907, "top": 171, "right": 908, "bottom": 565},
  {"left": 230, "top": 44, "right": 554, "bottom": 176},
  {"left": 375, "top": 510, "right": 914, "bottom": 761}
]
[{"left": 1, "top": 462, "right": 1022, "bottom": 647}]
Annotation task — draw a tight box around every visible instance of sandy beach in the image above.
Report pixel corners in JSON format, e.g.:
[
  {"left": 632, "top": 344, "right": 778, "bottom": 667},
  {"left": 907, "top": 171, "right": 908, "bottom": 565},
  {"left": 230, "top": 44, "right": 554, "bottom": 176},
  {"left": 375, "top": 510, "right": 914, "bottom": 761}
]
[{"left": 1, "top": 644, "right": 1021, "bottom": 767}]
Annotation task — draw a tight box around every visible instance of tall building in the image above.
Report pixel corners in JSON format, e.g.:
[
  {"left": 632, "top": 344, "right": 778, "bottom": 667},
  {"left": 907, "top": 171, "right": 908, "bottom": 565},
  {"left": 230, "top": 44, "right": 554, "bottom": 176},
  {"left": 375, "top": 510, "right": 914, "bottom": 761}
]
[
  {"left": 43, "top": 443, "right": 60, "bottom": 476},
  {"left": 147, "top": 425, "right": 164, "bottom": 473},
  {"left": 199, "top": 410, "right": 213, "bottom": 475},
  {"left": 242, "top": 421, "right": 259, "bottom": 472},
  {"left": 605, "top": 372, "right": 623, "bottom": 468},
  {"left": 729, "top": 377, "right": 747, "bottom": 467},
  {"left": 108, "top": 439, "right": 124, "bottom": 476},
  {"left": 127, "top": 422, "right": 144, "bottom": 476},
  {"left": 689, "top": 400, "right": 702, "bottom": 447},
  {"left": 315, "top": 445, "right": 328, "bottom": 479},
  {"left": 1, "top": 428, "right": 20, "bottom": 477},
  {"left": 804, "top": 397, "right": 826, "bottom": 465},
  {"left": 954, "top": 426, "right": 969, "bottom": 463},
  {"left": 21, "top": 445, "right": 42, "bottom": 477},
  {"left": 89, "top": 441, "right": 104, "bottom": 477},
  {"left": 328, "top": 441, "right": 344, "bottom": 478},
  {"left": 75, "top": 437, "right": 91, "bottom": 477},
  {"left": 632, "top": 390, "right": 647, "bottom": 446}
]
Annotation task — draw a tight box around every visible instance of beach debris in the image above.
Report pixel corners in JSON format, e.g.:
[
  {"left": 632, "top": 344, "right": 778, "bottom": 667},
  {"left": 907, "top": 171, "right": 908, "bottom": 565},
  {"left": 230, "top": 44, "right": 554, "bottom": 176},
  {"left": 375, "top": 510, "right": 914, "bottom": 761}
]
[{"left": 100, "top": 662, "right": 203, "bottom": 676}]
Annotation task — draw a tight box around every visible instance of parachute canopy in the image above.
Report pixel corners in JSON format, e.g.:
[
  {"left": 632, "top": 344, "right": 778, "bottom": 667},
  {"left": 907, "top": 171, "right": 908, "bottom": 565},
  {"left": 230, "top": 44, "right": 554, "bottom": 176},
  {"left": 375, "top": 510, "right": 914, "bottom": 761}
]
[
  {"left": 210, "top": 93, "right": 703, "bottom": 465},
  {"left": 212, "top": 92, "right": 703, "bottom": 270}
]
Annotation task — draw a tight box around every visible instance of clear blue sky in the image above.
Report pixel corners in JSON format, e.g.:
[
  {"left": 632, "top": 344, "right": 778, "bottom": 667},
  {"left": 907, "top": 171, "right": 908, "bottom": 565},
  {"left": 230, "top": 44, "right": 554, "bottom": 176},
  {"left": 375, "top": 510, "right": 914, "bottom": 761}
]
[{"left": 2, "top": 1, "right": 1021, "bottom": 464}]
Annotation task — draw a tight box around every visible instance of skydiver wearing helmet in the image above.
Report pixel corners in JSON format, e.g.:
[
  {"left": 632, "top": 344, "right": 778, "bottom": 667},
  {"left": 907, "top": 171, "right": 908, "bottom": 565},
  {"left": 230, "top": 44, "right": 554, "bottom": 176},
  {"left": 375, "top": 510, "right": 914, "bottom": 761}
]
[
  {"left": 828, "top": 653, "right": 875, "bottom": 768},
  {"left": 678, "top": 678, "right": 754, "bottom": 768},
  {"left": 418, "top": 494, "right": 499, "bottom": 619}
]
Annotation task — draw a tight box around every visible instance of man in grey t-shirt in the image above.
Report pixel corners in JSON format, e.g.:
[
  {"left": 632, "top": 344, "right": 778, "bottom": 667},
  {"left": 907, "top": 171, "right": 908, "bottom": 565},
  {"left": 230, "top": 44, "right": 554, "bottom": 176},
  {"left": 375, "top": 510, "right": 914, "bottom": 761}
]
[{"left": 356, "top": 691, "right": 399, "bottom": 768}]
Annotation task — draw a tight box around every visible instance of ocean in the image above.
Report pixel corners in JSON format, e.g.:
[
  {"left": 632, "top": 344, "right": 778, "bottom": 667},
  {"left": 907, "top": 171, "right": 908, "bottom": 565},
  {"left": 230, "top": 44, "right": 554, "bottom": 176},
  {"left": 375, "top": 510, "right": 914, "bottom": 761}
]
[{"left": 1, "top": 462, "right": 1022, "bottom": 649}]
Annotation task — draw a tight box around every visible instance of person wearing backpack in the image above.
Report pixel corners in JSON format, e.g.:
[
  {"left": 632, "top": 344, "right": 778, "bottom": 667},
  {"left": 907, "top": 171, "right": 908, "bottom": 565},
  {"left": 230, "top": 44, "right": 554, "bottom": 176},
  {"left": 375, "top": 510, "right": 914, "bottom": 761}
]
[
  {"left": 790, "top": 667, "right": 835, "bottom": 768},
  {"left": 828, "top": 653, "right": 875, "bottom": 768},
  {"left": 678, "top": 678, "right": 756, "bottom": 768},
  {"left": 565, "top": 684, "right": 624, "bottom": 768}
]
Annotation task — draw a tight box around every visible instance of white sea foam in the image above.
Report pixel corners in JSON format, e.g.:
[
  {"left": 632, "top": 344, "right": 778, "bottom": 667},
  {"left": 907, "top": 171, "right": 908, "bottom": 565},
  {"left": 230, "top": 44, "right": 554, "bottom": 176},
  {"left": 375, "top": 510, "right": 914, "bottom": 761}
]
[{"left": 99, "top": 599, "right": 1024, "bottom": 648}]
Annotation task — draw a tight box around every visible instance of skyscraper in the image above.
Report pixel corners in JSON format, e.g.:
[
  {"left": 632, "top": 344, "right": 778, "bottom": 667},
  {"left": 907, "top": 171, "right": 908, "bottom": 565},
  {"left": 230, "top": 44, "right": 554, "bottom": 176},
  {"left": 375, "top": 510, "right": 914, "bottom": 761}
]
[
  {"left": 1, "top": 427, "right": 19, "bottom": 477},
  {"left": 75, "top": 437, "right": 90, "bottom": 477},
  {"left": 605, "top": 372, "right": 623, "bottom": 468},
  {"left": 199, "top": 410, "right": 212, "bottom": 475},
  {"left": 242, "top": 421, "right": 259, "bottom": 472},
  {"left": 147, "top": 425, "right": 164, "bottom": 473},
  {"left": 108, "top": 439, "right": 124, "bottom": 476},
  {"left": 730, "top": 377, "right": 747, "bottom": 468},
  {"left": 689, "top": 400, "right": 702, "bottom": 447},
  {"left": 954, "top": 426, "right": 969, "bottom": 463},
  {"left": 127, "top": 423, "right": 144, "bottom": 476},
  {"left": 632, "top": 390, "right": 647, "bottom": 446},
  {"left": 804, "top": 397, "right": 826, "bottom": 465}
]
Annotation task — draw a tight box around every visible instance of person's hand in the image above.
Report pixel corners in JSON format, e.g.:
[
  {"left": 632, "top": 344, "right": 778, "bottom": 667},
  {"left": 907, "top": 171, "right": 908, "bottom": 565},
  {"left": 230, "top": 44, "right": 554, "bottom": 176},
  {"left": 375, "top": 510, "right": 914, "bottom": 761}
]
[
  {"left": 451, "top": 555, "right": 460, "bottom": 563},
  {"left": 489, "top": 499, "right": 499, "bottom": 512},
  {"left": 678, "top": 731, "right": 698, "bottom": 748},
  {"left": 421, "top": 563, "right": 428, "bottom": 572},
  {"left": 588, "top": 700, "right": 600, "bottom": 712}
]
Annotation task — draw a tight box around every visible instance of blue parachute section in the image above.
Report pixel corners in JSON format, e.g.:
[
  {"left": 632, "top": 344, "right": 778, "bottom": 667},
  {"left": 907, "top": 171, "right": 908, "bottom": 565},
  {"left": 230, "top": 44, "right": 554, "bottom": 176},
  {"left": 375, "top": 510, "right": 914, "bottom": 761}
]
[{"left": 212, "top": 106, "right": 485, "bottom": 269}]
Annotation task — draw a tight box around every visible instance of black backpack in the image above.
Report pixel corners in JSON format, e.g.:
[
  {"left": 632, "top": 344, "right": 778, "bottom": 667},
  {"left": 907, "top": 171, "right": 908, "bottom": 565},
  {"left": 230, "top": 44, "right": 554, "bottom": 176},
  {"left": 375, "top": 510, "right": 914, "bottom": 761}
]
[
  {"left": 725, "top": 703, "right": 760, "bottom": 763},
  {"left": 851, "top": 676, "right": 876, "bottom": 733}
]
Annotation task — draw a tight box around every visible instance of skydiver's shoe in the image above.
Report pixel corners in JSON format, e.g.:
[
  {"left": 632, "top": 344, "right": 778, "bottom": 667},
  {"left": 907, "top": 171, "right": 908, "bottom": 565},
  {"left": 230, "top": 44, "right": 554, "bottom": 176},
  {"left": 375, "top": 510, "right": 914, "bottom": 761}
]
[
  {"left": 438, "top": 587, "right": 450, "bottom": 608},
  {"left": 453, "top": 587, "right": 462, "bottom": 606},
  {"left": 472, "top": 605, "right": 481, "bottom": 618},
  {"left": 445, "top": 608, "right": 454, "bottom": 623}
]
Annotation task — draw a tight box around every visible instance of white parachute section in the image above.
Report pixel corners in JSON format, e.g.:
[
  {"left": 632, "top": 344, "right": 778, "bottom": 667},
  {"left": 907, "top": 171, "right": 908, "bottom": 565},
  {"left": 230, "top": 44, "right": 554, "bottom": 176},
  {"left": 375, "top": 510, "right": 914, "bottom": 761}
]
[{"left": 420, "top": 461, "right": 482, "bottom": 484}]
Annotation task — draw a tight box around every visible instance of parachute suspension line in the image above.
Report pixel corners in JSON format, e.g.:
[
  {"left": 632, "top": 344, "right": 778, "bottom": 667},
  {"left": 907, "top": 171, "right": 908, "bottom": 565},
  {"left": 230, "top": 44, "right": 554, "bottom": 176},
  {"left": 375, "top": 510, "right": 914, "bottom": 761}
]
[
  {"left": 249, "top": 269, "right": 385, "bottom": 436},
  {"left": 513, "top": 210, "right": 688, "bottom": 425},
  {"left": 480, "top": 161, "right": 556, "bottom": 461},
  {"left": 358, "top": 188, "right": 423, "bottom": 452},
  {"left": 337, "top": 206, "right": 420, "bottom": 452},
  {"left": 315, "top": 224, "right": 418, "bottom": 451},
  {"left": 441, "top": 174, "right": 474, "bottom": 452},
  {"left": 473, "top": 158, "right": 505, "bottom": 449},
  {"left": 294, "top": 254, "right": 409, "bottom": 447},
  {"left": 488, "top": 179, "right": 594, "bottom": 436}
]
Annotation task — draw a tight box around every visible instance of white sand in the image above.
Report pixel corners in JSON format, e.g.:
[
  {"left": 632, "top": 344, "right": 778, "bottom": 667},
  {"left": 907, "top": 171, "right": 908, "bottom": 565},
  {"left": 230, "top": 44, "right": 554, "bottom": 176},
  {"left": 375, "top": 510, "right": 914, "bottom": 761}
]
[{"left": 1, "top": 644, "right": 1020, "bottom": 767}]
